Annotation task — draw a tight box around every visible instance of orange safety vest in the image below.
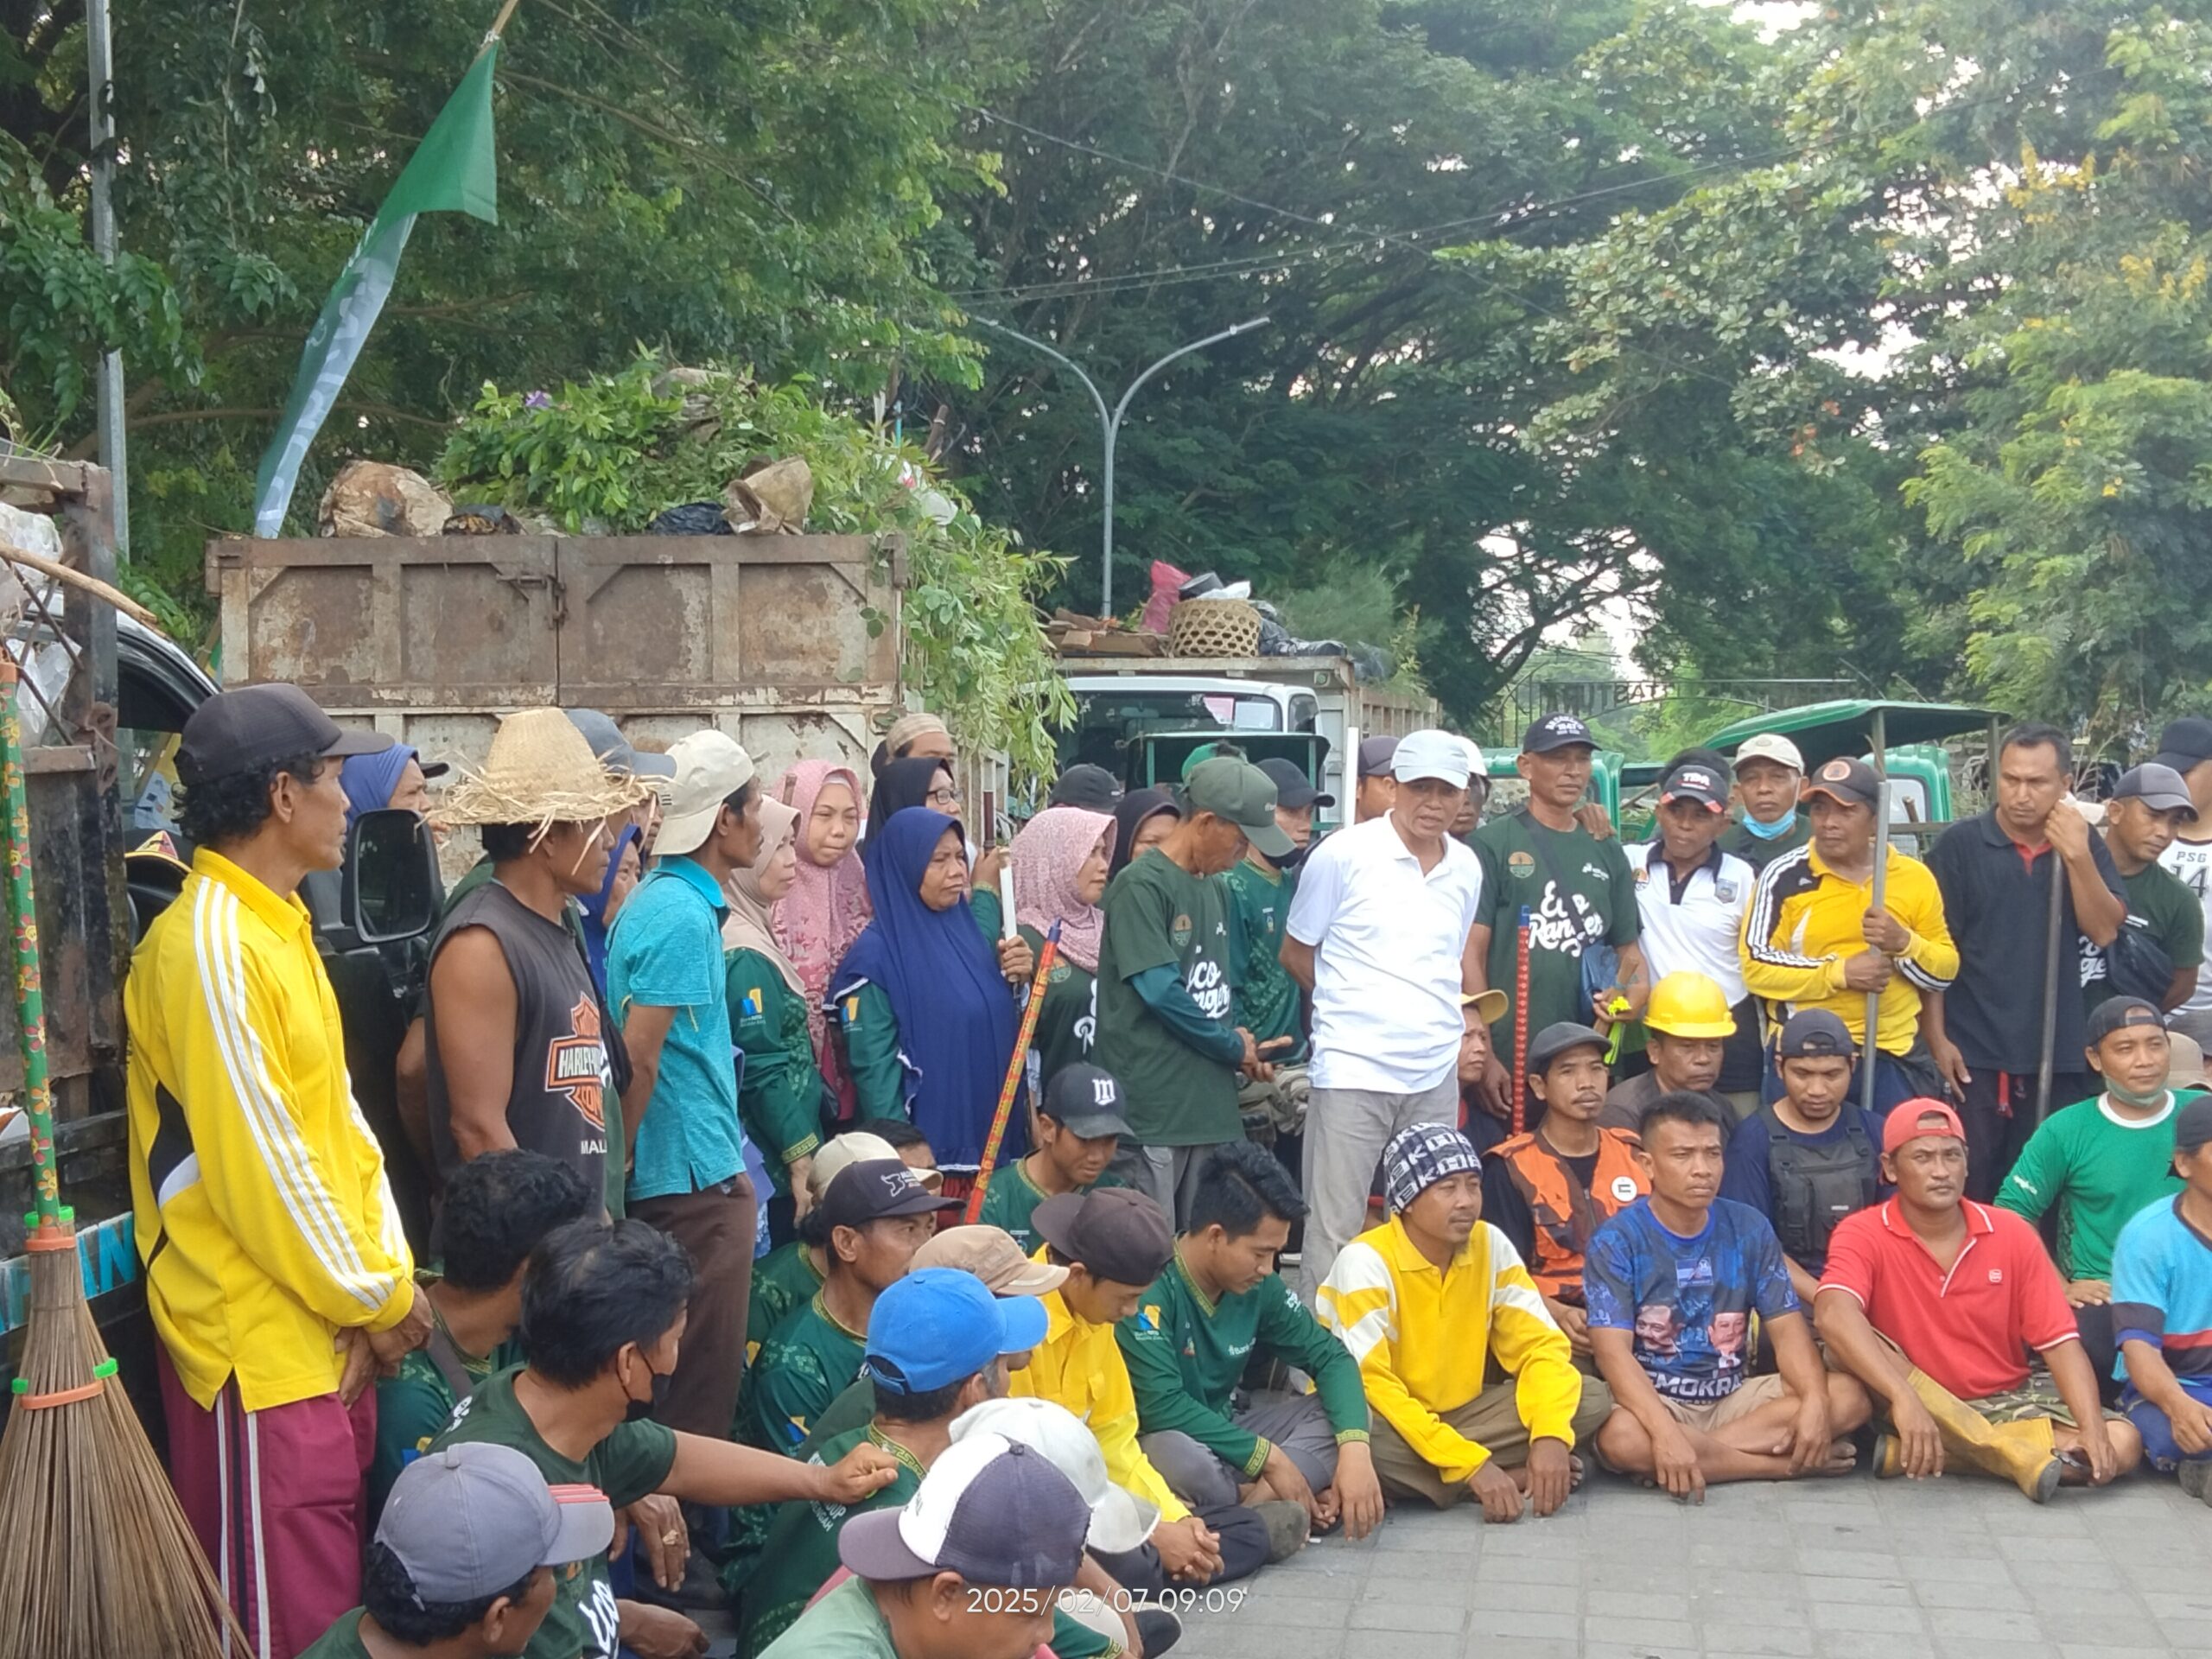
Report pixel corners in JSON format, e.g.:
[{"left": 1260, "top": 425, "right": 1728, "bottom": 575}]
[{"left": 1491, "top": 1127, "right": 1648, "bottom": 1301}]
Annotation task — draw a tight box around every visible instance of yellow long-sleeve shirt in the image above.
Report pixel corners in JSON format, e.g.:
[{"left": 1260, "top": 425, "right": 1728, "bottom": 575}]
[
  {"left": 125, "top": 850, "right": 415, "bottom": 1412},
  {"left": 1012, "top": 1283, "right": 1192, "bottom": 1526},
  {"left": 1317, "top": 1215, "right": 1580, "bottom": 1485},
  {"left": 1738, "top": 843, "right": 1958, "bottom": 1056}
]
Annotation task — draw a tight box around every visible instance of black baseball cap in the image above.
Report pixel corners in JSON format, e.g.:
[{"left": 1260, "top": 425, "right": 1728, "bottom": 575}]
[
  {"left": 1778, "top": 1009, "right": 1855, "bottom": 1058},
  {"left": 2152, "top": 717, "right": 2212, "bottom": 776},
  {"left": 1659, "top": 763, "right": 1728, "bottom": 813},
  {"left": 2086, "top": 995, "right": 2165, "bottom": 1049},
  {"left": 2176, "top": 1096, "right": 2212, "bottom": 1154},
  {"left": 1040, "top": 1064, "right": 1135, "bottom": 1140},
  {"left": 820, "top": 1159, "right": 958, "bottom": 1230},
  {"left": 1528, "top": 1020, "right": 1610, "bottom": 1071},
  {"left": 1802, "top": 755, "right": 1880, "bottom": 810},
  {"left": 2112, "top": 763, "right": 2199, "bottom": 820},
  {"left": 1522, "top": 714, "right": 1597, "bottom": 755},
  {"left": 1048, "top": 764, "right": 1124, "bottom": 813},
  {"left": 1357, "top": 735, "right": 1399, "bottom": 779},
  {"left": 1031, "top": 1187, "right": 1173, "bottom": 1287},
  {"left": 176, "top": 683, "right": 391, "bottom": 787},
  {"left": 1256, "top": 757, "right": 1331, "bottom": 811}
]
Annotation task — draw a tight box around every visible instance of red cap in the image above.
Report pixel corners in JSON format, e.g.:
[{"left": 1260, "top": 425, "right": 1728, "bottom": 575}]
[{"left": 1882, "top": 1097, "right": 1967, "bottom": 1155}]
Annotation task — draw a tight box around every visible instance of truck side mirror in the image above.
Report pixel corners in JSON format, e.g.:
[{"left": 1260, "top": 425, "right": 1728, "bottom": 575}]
[{"left": 341, "top": 809, "right": 441, "bottom": 944}]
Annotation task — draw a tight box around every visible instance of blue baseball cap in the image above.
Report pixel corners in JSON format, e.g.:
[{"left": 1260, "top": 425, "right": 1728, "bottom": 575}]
[{"left": 862, "top": 1268, "right": 1049, "bottom": 1396}]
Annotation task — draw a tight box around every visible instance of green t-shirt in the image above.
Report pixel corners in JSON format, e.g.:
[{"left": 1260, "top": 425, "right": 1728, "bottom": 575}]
[
  {"left": 2090, "top": 861, "right": 2208, "bottom": 1021},
  {"left": 1094, "top": 850, "right": 1240, "bottom": 1147},
  {"left": 729, "top": 950, "right": 827, "bottom": 1185},
  {"left": 1471, "top": 811, "right": 1639, "bottom": 1047},
  {"left": 734, "top": 1424, "right": 927, "bottom": 1659},
  {"left": 758, "top": 1574, "right": 899, "bottom": 1659},
  {"left": 1020, "top": 922, "right": 1100, "bottom": 1087},
  {"left": 296, "top": 1612, "right": 372, "bottom": 1659},
  {"left": 1224, "top": 857, "right": 1305, "bottom": 1059},
  {"left": 366, "top": 1306, "right": 519, "bottom": 1525},
  {"left": 742, "top": 1292, "right": 868, "bottom": 1453},
  {"left": 429, "top": 1367, "right": 677, "bottom": 1659},
  {"left": 975, "top": 1158, "right": 1126, "bottom": 1255},
  {"left": 748, "top": 1242, "right": 827, "bottom": 1363},
  {"left": 1995, "top": 1091, "right": 2194, "bottom": 1281},
  {"left": 1116, "top": 1252, "right": 1370, "bottom": 1478}
]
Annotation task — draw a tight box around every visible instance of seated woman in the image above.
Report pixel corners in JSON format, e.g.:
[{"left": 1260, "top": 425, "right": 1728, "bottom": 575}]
[
  {"left": 726, "top": 796, "right": 837, "bottom": 1238},
  {"left": 830, "top": 809, "right": 1033, "bottom": 1186}
]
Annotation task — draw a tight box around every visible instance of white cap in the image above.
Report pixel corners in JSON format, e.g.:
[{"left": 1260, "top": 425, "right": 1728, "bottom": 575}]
[
  {"left": 653, "top": 731, "right": 756, "bottom": 855},
  {"left": 1735, "top": 733, "right": 1804, "bottom": 772},
  {"left": 950, "top": 1395, "right": 1160, "bottom": 1554},
  {"left": 1390, "top": 728, "right": 1472, "bottom": 787},
  {"left": 1458, "top": 735, "right": 1487, "bottom": 777},
  {"left": 806, "top": 1131, "right": 900, "bottom": 1201}
]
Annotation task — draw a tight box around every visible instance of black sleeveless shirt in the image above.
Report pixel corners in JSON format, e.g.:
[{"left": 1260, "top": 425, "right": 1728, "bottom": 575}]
[{"left": 426, "top": 880, "right": 612, "bottom": 1196}]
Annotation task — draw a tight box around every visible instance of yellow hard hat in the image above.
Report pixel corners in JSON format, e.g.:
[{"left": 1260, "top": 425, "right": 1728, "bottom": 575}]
[{"left": 1645, "top": 971, "right": 1737, "bottom": 1039}]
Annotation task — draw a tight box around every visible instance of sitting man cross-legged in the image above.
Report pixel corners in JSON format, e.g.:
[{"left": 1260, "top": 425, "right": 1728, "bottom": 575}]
[
  {"left": 1121, "top": 1141, "right": 1383, "bottom": 1539},
  {"left": 1319, "top": 1124, "right": 1612, "bottom": 1522},
  {"left": 2113, "top": 1096, "right": 2212, "bottom": 1499},
  {"left": 1586, "top": 1092, "right": 1871, "bottom": 1497},
  {"left": 1815, "top": 1098, "right": 2144, "bottom": 1503}
]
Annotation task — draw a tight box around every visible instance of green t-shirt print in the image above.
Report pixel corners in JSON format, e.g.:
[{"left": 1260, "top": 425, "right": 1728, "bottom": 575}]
[
  {"left": 1095, "top": 850, "right": 1240, "bottom": 1147},
  {"left": 1473, "top": 811, "right": 1639, "bottom": 1042}
]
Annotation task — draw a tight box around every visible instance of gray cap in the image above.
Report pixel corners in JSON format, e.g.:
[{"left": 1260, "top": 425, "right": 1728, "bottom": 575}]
[
  {"left": 1528, "top": 1020, "right": 1610, "bottom": 1071},
  {"left": 839, "top": 1433, "right": 1091, "bottom": 1587},
  {"left": 177, "top": 683, "right": 390, "bottom": 786},
  {"left": 1357, "top": 735, "right": 1400, "bottom": 779},
  {"left": 2113, "top": 763, "right": 2199, "bottom": 821},
  {"left": 566, "top": 709, "right": 677, "bottom": 780},
  {"left": 378, "top": 1443, "right": 615, "bottom": 1603}
]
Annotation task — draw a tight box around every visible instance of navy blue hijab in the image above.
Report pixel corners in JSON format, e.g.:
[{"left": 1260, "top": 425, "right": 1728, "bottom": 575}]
[{"left": 829, "top": 807, "right": 1021, "bottom": 1169}]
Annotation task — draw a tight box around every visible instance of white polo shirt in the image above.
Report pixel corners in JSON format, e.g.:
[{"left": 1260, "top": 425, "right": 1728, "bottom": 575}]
[
  {"left": 1286, "top": 816, "right": 1485, "bottom": 1093},
  {"left": 1625, "top": 840, "right": 1753, "bottom": 1004}
]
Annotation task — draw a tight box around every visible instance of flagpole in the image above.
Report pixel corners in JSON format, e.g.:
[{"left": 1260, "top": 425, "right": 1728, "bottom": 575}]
[
  {"left": 483, "top": 0, "right": 524, "bottom": 48},
  {"left": 86, "top": 0, "right": 129, "bottom": 556}
]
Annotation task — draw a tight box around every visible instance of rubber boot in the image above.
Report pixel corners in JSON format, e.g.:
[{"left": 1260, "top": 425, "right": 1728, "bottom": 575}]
[{"left": 1904, "top": 1368, "right": 2063, "bottom": 1503}]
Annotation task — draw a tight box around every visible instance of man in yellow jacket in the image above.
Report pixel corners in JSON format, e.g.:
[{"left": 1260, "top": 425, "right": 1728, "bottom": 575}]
[
  {"left": 1319, "top": 1122, "right": 1611, "bottom": 1522},
  {"left": 128, "top": 683, "right": 431, "bottom": 1659}
]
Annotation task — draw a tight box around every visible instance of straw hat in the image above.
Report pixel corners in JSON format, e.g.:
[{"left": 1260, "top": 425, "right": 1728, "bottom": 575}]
[{"left": 438, "top": 708, "right": 655, "bottom": 827}]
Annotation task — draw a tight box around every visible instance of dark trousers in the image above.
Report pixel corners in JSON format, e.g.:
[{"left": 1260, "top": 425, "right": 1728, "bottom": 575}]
[
  {"left": 1956, "top": 1070, "right": 2096, "bottom": 1202},
  {"left": 631, "top": 1178, "right": 756, "bottom": 1439},
  {"left": 1091, "top": 1502, "right": 1272, "bottom": 1592},
  {"left": 2074, "top": 1301, "right": 2122, "bottom": 1407}
]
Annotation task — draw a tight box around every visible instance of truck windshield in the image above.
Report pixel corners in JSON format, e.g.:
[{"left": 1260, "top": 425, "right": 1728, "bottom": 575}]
[{"left": 1060, "top": 689, "right": 1283, "bottom": 773}]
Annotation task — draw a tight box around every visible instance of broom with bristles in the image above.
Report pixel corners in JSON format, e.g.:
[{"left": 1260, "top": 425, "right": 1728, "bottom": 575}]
[{"left": 0, "top": 657, "right": 243, "bottom": 1659}]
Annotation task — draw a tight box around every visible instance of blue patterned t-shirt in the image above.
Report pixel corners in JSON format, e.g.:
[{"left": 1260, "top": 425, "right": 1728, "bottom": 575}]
[{"left": 1584, "top": 1197, "right": 1800, "bottom": 1402}]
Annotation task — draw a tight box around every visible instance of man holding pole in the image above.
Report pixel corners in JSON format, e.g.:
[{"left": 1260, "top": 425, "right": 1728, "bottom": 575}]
[
  {"left": 1741, "top": 757, "right": 1958, "bottom": 1116},
  {"left": 1925, "top": 724, "right": 2128, "bottom": 1202},
  {"left": 1468, "top": 715, "right": 1649, "bottom": 1138}
]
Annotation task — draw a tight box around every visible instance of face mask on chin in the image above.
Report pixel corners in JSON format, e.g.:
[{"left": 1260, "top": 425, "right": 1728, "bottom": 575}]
[
  {"left": 1743, "top": 807, "right": 1799, "bottom": 842},
  {"left": 2107, "top": 1077, "right": 2170, "bottom": 1111}
]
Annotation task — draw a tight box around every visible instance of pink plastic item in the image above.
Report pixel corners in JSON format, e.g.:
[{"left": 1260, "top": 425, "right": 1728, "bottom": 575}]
[{"left": 1141, "top": 560, "right": 1190, "bottom": 633}]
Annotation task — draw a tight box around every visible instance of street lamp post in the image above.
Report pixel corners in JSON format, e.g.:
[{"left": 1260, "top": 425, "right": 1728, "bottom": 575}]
[{"left": 975, "top": 315, "right": 1269, "bottom": 616}]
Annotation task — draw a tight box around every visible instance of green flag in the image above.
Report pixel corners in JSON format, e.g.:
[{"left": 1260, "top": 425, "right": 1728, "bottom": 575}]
[{"left": 251, "top": 44, "right": 500, "bottom": 536}]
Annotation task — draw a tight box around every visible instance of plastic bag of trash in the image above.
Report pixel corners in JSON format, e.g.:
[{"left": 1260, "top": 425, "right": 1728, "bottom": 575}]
[{"left": 649, "top": 502, "right": 733, "bottom": 536}]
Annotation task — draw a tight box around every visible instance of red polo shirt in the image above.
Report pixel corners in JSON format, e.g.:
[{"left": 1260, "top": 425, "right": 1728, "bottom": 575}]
[{"left": 1818, "top": 1199, "right": 2078, "bottom": 1401}]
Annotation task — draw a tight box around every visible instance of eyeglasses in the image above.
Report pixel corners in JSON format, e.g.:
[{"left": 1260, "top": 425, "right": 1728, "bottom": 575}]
[{"left": 925, "top": 785, "right": 961, "bottom": 809}]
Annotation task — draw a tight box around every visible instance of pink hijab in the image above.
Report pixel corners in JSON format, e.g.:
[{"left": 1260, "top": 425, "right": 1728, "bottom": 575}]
[
  {"left": 1010, "top": 806, "right": 1114, "bottom": 974},
  {"left": 772, "top": 761, "right": 872, "bottom": 1050}
]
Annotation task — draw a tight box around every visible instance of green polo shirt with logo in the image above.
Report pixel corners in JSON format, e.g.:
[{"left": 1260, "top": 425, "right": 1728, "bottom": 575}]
[{"left": 1095, "top": 851, "right": 1240, "bottom": 1147}]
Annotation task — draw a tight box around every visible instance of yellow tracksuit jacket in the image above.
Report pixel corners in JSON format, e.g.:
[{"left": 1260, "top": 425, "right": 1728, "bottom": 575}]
[
  {"left": 1318, "top": 1214, "right": 1581, "bottom": 1485},
  {"left": 125, "top": 850, "right": 415, "bottom": 1411},
  {"left": 1012, "top": 1281, "right": 1192, "bottom": 1525}
]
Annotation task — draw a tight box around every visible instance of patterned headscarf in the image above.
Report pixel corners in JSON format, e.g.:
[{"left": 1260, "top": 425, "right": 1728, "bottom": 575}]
[
  {"left": 771, "top": 760, "right": 872, "bottom": 1058},
  {"left": 1009, "top": 806, "right": 1113, "bottom": 974},
  {"left": 1382, "top": 1123, "right": 1484, "bottom": 1215}
]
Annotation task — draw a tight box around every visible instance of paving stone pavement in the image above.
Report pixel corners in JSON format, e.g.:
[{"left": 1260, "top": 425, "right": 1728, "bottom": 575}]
[{"left": 1170, "top": 1465, "right": 2212, "bottom": 1659}]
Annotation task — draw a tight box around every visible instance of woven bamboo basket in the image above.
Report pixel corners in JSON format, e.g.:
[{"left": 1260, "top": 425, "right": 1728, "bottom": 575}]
[{"left": 1170, "top": 596, "right": 1261, "bottom": 658}]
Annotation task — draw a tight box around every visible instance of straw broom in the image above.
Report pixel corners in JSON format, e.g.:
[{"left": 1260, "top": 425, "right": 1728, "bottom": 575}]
[{"left": 0, "top": 658, "right": 242, "bottom": 1659}]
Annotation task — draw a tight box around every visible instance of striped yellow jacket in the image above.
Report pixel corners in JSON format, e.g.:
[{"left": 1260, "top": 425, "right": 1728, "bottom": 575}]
[
  {"left": 1317, "top": 1214, "right": 1580, "bottom": 1484},
  {"left": 125, "top": 850, "right": 415, "bottom": 1412}
]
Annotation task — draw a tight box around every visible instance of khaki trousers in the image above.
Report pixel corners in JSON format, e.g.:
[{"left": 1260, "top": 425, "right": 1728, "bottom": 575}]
[{"left": 1370, "top": 1375, "right": 1616, "bottom": 1508}]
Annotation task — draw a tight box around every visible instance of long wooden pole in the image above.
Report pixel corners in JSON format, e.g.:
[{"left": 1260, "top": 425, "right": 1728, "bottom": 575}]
[
  {"left": 964, "top": 923, "right": 1060, "bottom": 1224},
  {"left": 1862, "top": 781, "right": 1891, "bottom": 1116}
]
